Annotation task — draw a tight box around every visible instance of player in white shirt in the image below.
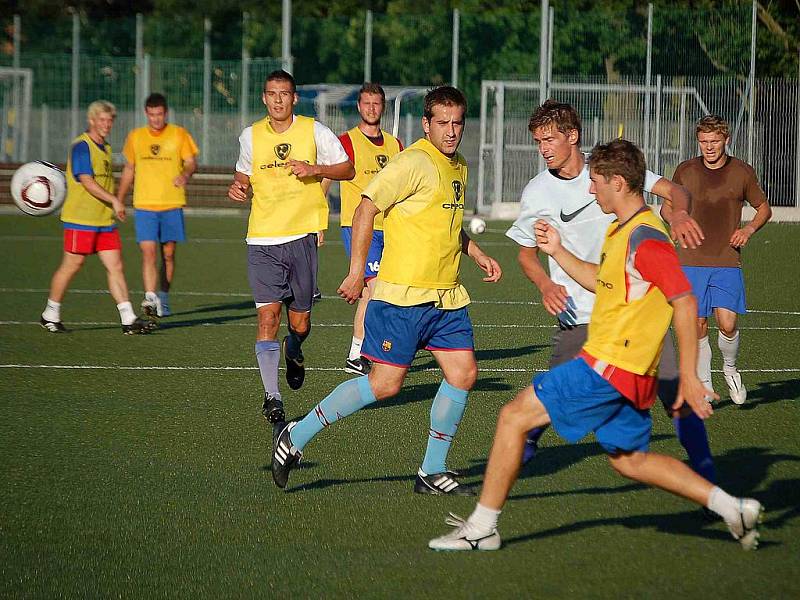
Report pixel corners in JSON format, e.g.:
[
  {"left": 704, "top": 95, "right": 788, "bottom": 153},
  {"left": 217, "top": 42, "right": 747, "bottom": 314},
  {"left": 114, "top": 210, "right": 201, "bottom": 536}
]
[{"left": 506, "top": 100, "right": 717, "bottom": 487}]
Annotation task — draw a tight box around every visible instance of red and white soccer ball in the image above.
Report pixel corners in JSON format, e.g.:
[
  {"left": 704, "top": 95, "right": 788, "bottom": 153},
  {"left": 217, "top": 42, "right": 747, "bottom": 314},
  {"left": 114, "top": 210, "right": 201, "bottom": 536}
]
[{"left": 10, "top": 161, "right": 67, "bottom": 217}]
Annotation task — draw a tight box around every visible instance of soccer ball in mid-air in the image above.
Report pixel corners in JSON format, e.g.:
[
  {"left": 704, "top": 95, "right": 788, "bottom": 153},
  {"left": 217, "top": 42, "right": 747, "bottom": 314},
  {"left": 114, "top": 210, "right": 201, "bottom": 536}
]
[
  {"left": 469, "top": 216, "right": 487, "bottom": 235},
  {"left": 10, "top": 161, "right": 67, "bottom": 217}
]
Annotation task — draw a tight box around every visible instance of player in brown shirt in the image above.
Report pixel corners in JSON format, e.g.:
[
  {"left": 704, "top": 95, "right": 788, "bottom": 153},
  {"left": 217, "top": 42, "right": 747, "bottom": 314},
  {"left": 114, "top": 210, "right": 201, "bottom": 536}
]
[{"left": 662, "top": 115, "right": 772, "bottom": 405}]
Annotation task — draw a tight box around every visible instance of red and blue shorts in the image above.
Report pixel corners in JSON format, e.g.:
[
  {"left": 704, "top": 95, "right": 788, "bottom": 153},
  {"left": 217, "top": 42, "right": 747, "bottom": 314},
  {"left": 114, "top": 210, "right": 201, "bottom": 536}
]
[
  {"left": 63, "top": 223, "right": 121, "bottom": 255},
  {"left": 362, "top": 300, "right": 474, "bottom": 368}
]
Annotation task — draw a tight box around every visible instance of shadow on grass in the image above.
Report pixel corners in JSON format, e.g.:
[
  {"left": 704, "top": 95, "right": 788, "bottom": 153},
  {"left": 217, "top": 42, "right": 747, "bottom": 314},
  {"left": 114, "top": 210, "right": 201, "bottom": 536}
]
[
  {"left": 733, "top": 377, "right": 800, "bottom": 411},
  {"left": 409, "top": 344, "right": 548, "bottom": 373}
]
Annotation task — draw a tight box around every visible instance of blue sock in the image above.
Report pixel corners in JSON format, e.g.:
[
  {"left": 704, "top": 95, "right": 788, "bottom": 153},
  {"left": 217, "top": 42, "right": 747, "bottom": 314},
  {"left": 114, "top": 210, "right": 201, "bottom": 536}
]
[
  {"left": 290, "top": 376, "right": 376, "bottom": 450},
  {"left": 255, "top": 340, "right": 281, "bottom": 399},
  {"left": 421, "top": 380, "right": 469, "bottom": 475},
  {"left": 673, "top": 413, "right": 716, "bottom": 483},
  {"left": 522, "top": 425, "right": 549, "bottom": 463},
  {"left": 286, "top": 326, "right": 309, "bottom": 359}
]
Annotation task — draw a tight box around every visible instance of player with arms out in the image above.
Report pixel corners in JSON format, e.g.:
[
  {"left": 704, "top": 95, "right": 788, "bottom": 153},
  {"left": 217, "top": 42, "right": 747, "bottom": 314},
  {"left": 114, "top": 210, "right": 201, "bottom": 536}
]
[
  {"left": 429, "top": 140, "right": 763, "bottom": 552},
  {"left": 506, "top": 100, "right": 717, "bottom": 489},
  {"left": 228, "top": 70, "right": 354, "bottom": 426},
  {"left": 117, "top": 93, "right": 199, "bottom": 322},
  {"left": 333, "top": 83, "right": 403, "bottom": 375},
  {"left": 663, "top": 115, "right": 772, "bottom": 405},
  {"left": 40, "top": 100, "right": 150, "bottom": 335},
  {"left": 271, "top": 86, "right": 502, "bottom": 495}
]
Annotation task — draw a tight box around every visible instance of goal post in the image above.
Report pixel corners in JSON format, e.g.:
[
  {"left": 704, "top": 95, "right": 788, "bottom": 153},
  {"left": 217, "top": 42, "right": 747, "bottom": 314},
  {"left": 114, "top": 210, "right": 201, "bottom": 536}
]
[{"left": 0, "top": 67, "right": 33, "bottom": 163}]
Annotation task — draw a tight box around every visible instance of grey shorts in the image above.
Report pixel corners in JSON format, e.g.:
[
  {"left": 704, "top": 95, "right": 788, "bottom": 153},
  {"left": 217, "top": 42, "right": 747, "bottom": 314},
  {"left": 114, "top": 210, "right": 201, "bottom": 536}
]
[
  {"left": 247, "top": 234, "right": 318, "bottom": 312},
  {"left": 549, "top": 325, "right": 679, "bottom": 413}
]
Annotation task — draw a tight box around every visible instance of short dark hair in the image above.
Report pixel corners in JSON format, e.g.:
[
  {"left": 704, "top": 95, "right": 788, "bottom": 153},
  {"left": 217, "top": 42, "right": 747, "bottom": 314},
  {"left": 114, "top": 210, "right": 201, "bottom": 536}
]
[
  {"left": 358, "top": 82, "right": 386, "bottom": 104},
  {"left": 529, "top": 99, "right": 581, "bottom": 143},
  {"left": 423, "top": 86, "right": 467, "bottom": 121},
  {"left": 264, "top": 69, "right": 296, "bottom": 93},
  {"left": 588, "top": 139, "right": 646, "bottom": 195},
  {"left": 145, "top": 93, "right": 167, "bottom": 110}
]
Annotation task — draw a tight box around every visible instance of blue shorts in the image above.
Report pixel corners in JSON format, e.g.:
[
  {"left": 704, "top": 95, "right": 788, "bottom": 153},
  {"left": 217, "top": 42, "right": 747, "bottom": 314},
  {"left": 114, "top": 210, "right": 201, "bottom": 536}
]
[
  {"left": 533, "top": 358, "right": 652, "bottom": 454},
  {"left": 362, "top": 301, "right": 474, "bottom": 368},
  {"left": 682, "top": 266, "right": 746, "bottom": 318},
  {"left": 135, "top": 208, "right": 186, "bottom": 244},
  {"left": 341, "top": 226, "right": 384, "bottom": 280}
]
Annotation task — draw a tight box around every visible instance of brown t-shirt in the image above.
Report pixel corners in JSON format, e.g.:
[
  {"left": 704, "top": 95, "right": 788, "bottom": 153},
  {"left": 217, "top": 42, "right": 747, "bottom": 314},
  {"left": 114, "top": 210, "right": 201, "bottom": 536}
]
[{"left": 673, "top": 156, "right": 767, "bottom": 267}]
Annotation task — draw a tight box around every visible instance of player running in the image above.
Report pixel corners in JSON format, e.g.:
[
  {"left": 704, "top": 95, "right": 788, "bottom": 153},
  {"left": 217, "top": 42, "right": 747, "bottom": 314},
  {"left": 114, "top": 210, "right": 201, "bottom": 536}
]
[
  {"left": 663, "top": 115, "right": 772, "bottom": 405},
  {"left": 117, "top": 93, "right": 199, "bottom": 322},
  {"left": 271, "top": 86, "right": 502, "bottom": 495},
  {"left": 40, "top": 100, "right": 150, "bottom": 335},
  {"left": 429, "top": 139, "right": 763, "bottom": 552}
]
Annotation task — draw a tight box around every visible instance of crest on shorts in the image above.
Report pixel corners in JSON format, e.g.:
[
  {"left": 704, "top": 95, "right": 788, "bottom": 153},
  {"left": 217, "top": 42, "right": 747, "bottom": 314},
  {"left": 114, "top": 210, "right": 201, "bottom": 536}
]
[
  {"left": 375, "top": 154, "right": 389, "bottom": 169},
  {"left": 274, "top": 143, "right": 291, "bottom": 160},
  {"left": 150, "top": 144, "right": 160, "bottom": 156},
  {"left": 382, "top": 340, "right": 393, "bottom": 352},
  {"left": 452, "top": 180, "right": 463, "bottom": 202}
]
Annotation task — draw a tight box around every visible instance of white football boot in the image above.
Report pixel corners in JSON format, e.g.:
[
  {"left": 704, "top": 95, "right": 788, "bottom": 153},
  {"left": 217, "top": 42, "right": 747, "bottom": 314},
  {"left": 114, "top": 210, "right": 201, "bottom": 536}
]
[
  {"left": 724, "top": 369, "right": 747, "bottom": 405},
  {"left": 724, "top": 498, "right": 764, "bottom": 550},
  {"left": 428, "top": 513, "right": 501, "bottom": 551}
]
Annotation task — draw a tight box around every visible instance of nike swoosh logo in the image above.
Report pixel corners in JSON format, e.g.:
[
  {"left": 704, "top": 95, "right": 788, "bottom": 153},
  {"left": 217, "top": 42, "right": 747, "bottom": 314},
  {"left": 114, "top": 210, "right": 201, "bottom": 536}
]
[{"left": 560, "top": 201, "right": 595, "bottom": 222}]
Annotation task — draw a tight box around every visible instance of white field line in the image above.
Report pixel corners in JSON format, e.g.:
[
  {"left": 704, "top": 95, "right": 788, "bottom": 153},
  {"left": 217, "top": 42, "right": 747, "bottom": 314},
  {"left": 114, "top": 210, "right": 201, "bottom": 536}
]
[
  {"left": 2, "top": 364, "right": 799, "bottom": 374},
  {"left": 1, "top": 287, "right": 799, "bottom": 314},
  {"left": 2, "top": 320, "right": 799, "bottom": 331}
]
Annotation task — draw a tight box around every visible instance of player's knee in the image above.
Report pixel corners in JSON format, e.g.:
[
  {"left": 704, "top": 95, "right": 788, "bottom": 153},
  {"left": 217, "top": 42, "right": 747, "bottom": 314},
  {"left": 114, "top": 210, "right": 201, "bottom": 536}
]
[
  {"left": 257, "top": 308, "right": 280, "bottom": 331},
  {"left": 370, "top": 377, "right": 402, "bottom": 400},
  {"left": 447, "top": 365, "right": 477, "bottom": 391},
  {"left": 718, "top": 323, "right": 737, "bottom": 338},
  {"left": 607, "top": 452, "right": 642, "bottom": 479},
  {"left": 497, "top": 399, "right": 529, "bottom": 432}
]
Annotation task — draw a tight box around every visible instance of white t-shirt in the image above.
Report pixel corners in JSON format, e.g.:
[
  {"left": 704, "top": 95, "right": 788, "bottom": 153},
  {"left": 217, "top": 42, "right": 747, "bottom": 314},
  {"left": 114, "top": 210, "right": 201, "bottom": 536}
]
[
  {"left": 235, "top": 116, "right": 349, "bottom": 245},
  {"left": 506, "top": 162, "right": 661, "bottom": 324}
]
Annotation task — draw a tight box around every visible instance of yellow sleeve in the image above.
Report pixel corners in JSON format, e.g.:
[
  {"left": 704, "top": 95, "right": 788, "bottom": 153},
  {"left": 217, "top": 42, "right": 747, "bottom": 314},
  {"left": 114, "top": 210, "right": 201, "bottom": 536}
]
[
  {"left": 122, "top": 131, "right": 136, "bottom": 165},
  {"left": 180, "top": 129, "right": 199, "bottom": 160},
  {"left": 362, "top": 150, "right": 433, "bottom": 212}
]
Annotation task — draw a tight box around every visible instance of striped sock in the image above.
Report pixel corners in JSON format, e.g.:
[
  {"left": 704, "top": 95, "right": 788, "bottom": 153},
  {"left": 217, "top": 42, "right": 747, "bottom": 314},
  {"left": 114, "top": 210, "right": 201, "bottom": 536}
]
[{"left": 421, "top": 380, "right": 469, "bottom": 475}]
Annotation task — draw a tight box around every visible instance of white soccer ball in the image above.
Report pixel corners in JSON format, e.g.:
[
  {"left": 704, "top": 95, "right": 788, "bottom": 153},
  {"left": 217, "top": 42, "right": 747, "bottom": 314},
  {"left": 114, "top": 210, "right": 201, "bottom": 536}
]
[
  {"left": 469, "top": 216, "right": 487, "bottom": 235},
  {"left": 10, "top": 161, "right": 67, "bottom": 217}
]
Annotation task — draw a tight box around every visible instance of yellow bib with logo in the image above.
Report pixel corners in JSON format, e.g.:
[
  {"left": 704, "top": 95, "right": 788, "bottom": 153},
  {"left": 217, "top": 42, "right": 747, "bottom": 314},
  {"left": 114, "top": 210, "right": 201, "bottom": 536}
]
[
  {"left": 248, "top": 115, "right": 328, "bottom": 237},
  {"left": 378, "top": 139, "right": 467, "bottom": 289},
  {"left": 61, "top": 133, "right": 115, "bottom": 227},
  {"left": 128, "top": 124, "right": 196, "bottom": 210},
  {"left": 583, "top": 209, "right": 673, "bottom": 376},
  {"left": 340, "top": 128, "right": 401, "bottom": 230}
]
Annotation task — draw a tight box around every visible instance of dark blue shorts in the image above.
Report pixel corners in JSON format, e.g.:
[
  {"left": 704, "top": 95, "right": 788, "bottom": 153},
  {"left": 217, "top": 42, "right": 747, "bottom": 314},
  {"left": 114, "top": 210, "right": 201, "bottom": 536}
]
[
  {"left": 135, "top": 208, "right": 186, "bottom": 243},
  {"left": 247, "top": 234, "right": 318, "bottom": 312},
  {"left": 362, "top": 300, "right": 474, "bottom": 368},
  {"left": 341, "top": 226, "right": 384, "bottom": 280},
  {"left": 533, "top": 358, "right": 652, "bottom": 454},
  {"left": 682, "top": 266, "right": 746, "bottom": 317}
]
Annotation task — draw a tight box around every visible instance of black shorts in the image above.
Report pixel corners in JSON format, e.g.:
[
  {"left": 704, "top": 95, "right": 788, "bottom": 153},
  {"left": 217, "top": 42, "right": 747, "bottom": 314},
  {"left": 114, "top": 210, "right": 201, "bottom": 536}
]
[{"left": 247, "top": 234, "right": 318, "bottom": 312}]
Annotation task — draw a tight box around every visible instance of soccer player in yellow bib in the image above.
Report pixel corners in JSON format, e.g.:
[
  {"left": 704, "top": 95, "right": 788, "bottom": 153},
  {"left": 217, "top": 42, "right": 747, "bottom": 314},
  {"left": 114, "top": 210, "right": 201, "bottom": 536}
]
[
  {"left": 117, "top": 93, "right": 198, "bottom": 321},
  {"left": 40, "top": 100, "right": 150, "bottom": 335},
  {"left": 429, "top": 140, "right": 763, "bottom": 552},
  {"left": 336, "top": 83, "right": 403, "bottom": 375},
  {"left": 228, "top": 70, "right": 354, "bottom": 425},
  {"left": 272, "top": 87, "right": 503, "bottom": 496}
]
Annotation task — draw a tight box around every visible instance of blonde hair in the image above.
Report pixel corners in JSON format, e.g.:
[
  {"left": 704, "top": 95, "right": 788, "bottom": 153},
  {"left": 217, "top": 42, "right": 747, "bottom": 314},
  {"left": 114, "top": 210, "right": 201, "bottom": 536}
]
[
  {"left": 87, "top": 100, "right": 117, "bottom": 121},
  {"left": 696, "top": 114, "right": 730, "bottom": 138}
]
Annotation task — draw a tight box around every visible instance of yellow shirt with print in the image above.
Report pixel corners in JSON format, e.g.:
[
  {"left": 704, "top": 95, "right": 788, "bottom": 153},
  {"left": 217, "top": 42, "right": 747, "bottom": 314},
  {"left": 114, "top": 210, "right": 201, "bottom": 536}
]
[
  {"left": 362, "top": 138, "right": 469, "bottom": 309},
  {"left": 61, "top": 133, "right": 115, "bottom": 227},
  {"left": 122, "top": 124, "right": 198, "bottom": 211}
]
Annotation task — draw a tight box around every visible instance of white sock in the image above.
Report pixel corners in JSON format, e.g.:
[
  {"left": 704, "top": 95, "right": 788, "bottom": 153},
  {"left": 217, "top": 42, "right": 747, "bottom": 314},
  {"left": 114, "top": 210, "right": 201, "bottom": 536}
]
[
  {"left": 145, "top": 291, "right": 158, "bottom": 302},
  {"left": 707, "top": 486, "right": 740, "bottom": 524},
  {"left": 42, "top": 299, "right": 61, "bottom": 322},
  {"left": 697, "top": 336, "right": 713, "bottom": 389},
  {"left": 117, "top": 301, "right": 136, "bottom": 326},
  {"left": 468, "top": 503, "right": 501, "bottom": 532},
  {"left": 718, "top": 331, "right": 740, "bottom": 375},
  {"left": 349, "top": 337, "right": 363, "bottom": 361}
]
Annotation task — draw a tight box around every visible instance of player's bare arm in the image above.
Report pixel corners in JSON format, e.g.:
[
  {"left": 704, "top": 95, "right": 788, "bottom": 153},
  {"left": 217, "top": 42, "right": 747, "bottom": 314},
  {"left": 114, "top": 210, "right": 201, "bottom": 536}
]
[
  {"left": 287, "top": 159, "right": 355, "bottom": 181},
  {"left": 654, "top": 178, "right": 704, "bottom": 249},
  {"left": 116, "top": 162, "right": 135, "bottom": 205},
  {"left": 730, "top": 201, "right": 772, "bottom": 248},
  {"left": 228, "top": 171, "right": 250, "bottom": 203},
  {"left": 337, "top": 196, "right": 379, "bottom": 303},
  {"left": 534, "top": 219, "right": 597, "bottom": 292},
  {"left": 461, "top": 230, "right": 502, "bottom": 283},
  {"left": 670, "top": 293, "right": 717, "bottom": 417},
  {"left": 518, "top": 245, "right": 568, "bottom": 315},
  {"left": 174, "top": 156, "right": 196, "bottom": 188},
  {"left": 79, "top": 174, "right": 126, "bottom": 221}
]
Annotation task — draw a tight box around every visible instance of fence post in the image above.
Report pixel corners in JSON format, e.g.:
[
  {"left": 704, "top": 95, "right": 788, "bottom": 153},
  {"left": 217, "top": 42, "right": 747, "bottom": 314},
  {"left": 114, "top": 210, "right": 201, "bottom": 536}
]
[
  {"left": 12, "top": 15, "right": 21, "bottom": 161},
  {"left": 747, "top": 0, "right": 756, "bottom": 164},
  {"left": 678, "top": 92, "right": 687, "bottom": 165},
  {"left": 796, "top": 49, "right": 800, "bottom": 207},
  {"left": 70, "top": 12, "right": 80, "bottom": 141},
  {"left": 493, "top": 84, "right": 505, "bottom": 206},
  {"left": 41, "top": 103, "right": 48, "bottom": 162},
  {"left": 143, "top": 54, "right": 151, "bottom": 102},
  {"left": 538, "top": 0, "right": 549, "bottom": 107},
  {"left": 654, "top": 74, "right": 662, "bottom": 174},
  {"left": 643, "top": 3, "right": 653, "bottom": 164},
  {"left": 451, "top": 9, "right": 459, "bottom": 88},
  {"left": 202, "top": 17, "right": 211, "bottom": 166},
  {"left": 241, "top": 11, "right": 250, "bottom": 132},
  {"left": 282, "top": 0, "right": 293, "bottom": 73},
  {"left": 404, "top": 112, "right": 412, "bottom": 148},
  {"left": 546, "top": 6, "right": 554, "bottom": 93},
  {"left": 364, "top": 10, "right": 373, "bottom": 83},
  {"left": 135, "top": 14, "right": 143, "bottom": 127},
  {"left": 477, "top": 81, "right": 488, "bottom": 213}
]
